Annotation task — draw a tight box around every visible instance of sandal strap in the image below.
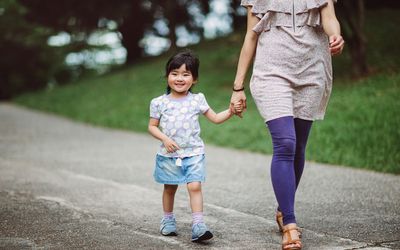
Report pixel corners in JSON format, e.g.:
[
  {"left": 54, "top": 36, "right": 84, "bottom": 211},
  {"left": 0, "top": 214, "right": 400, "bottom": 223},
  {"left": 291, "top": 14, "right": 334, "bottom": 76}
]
[
  {"left": 283, "top": 225, "right": 299, "bottom": 233},
  {"left": 282, "top": 226, "right": 302, "bottom": 248}
]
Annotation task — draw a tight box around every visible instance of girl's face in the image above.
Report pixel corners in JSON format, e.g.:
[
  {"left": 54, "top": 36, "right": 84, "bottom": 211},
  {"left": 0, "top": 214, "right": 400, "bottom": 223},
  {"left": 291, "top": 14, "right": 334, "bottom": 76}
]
[{"left": 167, "top": 64, "right": 196, "bottom": 96}]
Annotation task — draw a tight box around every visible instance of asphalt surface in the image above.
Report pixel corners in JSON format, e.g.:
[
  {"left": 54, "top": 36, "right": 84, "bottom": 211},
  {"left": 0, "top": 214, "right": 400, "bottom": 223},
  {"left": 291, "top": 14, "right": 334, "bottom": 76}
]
[{"left": 0, "top": 103, "right": 399, "bottom": 250}]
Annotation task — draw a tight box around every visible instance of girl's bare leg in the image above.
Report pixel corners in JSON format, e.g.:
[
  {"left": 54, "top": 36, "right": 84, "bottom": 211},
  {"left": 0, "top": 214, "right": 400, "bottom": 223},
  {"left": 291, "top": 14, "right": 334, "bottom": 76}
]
[
  {"left": 163, "top": 184, "right": 178, "bottom": 212},
  {"left": 187, "top": 182, "right": 203, "bottom": 212}
]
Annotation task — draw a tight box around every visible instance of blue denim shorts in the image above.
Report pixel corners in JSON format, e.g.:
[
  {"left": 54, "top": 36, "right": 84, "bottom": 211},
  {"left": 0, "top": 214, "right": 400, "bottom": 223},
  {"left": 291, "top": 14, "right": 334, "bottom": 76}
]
[{"left": 154, "top": 154, "right": 206, "bottom": 184}]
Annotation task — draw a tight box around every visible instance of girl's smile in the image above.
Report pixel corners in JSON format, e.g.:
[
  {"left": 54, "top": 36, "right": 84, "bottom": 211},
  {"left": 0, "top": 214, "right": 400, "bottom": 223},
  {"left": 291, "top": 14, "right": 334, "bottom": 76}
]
[{"left": 168, "top": 64, "right": 196, "bottom": 97}]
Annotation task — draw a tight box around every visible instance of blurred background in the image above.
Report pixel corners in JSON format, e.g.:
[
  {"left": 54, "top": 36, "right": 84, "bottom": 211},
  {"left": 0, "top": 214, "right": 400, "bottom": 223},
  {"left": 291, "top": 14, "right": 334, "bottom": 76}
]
[{"left": 1, "top": 0, "right": 399, "bottom": 173}]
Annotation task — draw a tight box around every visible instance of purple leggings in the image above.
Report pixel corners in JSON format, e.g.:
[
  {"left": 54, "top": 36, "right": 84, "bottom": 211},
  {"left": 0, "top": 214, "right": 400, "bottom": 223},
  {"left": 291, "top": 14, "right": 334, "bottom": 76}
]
[{"left": 266, "top": 116, "right": 313, "bottom": 225}]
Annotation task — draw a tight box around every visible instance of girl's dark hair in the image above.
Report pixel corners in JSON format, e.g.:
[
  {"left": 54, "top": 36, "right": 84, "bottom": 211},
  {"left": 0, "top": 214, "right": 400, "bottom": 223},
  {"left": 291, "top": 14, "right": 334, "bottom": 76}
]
[{"left": 165, "top": 49, "right": 199, "bottom": 94}]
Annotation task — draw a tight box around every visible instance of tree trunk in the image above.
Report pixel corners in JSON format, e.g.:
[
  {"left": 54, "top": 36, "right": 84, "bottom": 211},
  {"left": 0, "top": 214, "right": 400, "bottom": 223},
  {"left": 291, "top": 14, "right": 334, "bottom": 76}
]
[
  {"left": 119, "top": 13, "right": 145, "bottom": 65},
  {"left": 338, "top": 0, "right": 369, "bottom": 77},
  {"left": 231, "top": 0, "right": 245, "bottom": 31},
  {"left": 163, "top": 1, "right": 178, "bottom": 51},
  {"left": 118, "top": 2, "right": 154, "bottom": 65}
]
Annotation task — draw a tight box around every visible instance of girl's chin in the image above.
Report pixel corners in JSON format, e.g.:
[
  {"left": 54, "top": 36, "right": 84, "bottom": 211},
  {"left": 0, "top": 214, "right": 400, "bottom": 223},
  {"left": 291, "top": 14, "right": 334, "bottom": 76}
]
[{"left": 173, "top": 89, "right": 189, "bottom": 93}]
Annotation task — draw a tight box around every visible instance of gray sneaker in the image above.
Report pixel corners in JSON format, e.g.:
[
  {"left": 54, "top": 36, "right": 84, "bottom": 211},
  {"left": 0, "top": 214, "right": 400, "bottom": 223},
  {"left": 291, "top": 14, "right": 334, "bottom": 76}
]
[
  {"left": 191, "top": 222, "right": 213, "bottom": 242},
  {"left": 160, "top": 217, "right": 177, "bottom": 236}
]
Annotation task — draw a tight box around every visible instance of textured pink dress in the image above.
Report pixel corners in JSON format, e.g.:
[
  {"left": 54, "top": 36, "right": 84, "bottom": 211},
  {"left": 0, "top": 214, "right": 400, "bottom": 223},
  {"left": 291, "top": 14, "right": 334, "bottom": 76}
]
[{"left": 241, "top": 0, "right": 335, "bottom": 122}]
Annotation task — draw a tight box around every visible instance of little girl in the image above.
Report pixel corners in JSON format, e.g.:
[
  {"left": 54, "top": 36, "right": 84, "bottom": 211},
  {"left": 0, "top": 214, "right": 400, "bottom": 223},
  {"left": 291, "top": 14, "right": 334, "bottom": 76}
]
[{"left": 148, "top": 50, "right": 241, "bottom": 242}]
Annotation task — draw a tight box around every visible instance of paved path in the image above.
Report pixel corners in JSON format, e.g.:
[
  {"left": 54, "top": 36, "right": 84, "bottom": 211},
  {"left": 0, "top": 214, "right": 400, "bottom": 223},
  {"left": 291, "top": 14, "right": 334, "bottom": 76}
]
[{"left": 0, "top": 103, "right": 399, "bottom": 249}]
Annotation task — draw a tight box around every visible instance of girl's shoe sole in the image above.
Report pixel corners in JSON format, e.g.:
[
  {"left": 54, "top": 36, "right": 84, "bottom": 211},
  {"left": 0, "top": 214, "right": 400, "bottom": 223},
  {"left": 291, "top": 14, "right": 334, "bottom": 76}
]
[
  {"left": 192, "top": 231, "right": 213, "bottom": 242},
  {"left": 162, "top": 232, "right": 177, "bottom": 236}
]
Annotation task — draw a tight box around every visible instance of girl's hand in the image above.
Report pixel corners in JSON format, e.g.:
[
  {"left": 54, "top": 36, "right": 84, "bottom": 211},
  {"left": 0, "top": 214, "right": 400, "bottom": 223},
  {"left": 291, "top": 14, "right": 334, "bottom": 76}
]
[
  {"left": 230, "top": 91, "right": 247, "bottom": 118},
  {"left": 162, "top": 138, "right": 180, "bottom": 153},
  {"left": 233, "top": 101, "right": 244, "bottom": 113},
  {"left": 329, "top": 35, "right": 344, "bottom": 56}
]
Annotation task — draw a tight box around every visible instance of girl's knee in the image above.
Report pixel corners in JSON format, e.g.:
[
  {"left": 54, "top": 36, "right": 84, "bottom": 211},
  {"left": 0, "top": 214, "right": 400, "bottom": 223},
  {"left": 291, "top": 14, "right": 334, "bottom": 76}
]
[
  {"left": 164, "top": 184, "right": 178, "bottom": 194},
  {"left": 187, "top": 182, "right": 202, "bottom": 193}
]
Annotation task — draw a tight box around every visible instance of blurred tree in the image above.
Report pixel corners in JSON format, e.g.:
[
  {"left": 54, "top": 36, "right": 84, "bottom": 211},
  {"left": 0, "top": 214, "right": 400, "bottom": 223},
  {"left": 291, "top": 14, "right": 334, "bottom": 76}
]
[
  {"left": 118, "top": 1, "right": 154, "bottom": 64},
  {"left": 1, "top": 0, "right": 215, "bottom": 99},
  {"left": 0, "top": 0, "right": 64, "bottom": 99},
  {"left": 365, "top": 0, "right": 400, "bottom": 9},
  {"left": 152, "top": 0, "right": 211, "bottom": 51},
  {"left": 22, "top": 0, "right": 212, "bottom": 62},
  {"left": 20, "top": 0, "right": 154, "bottom": 65},
  {"left": 230, "top": 0, "right": 246, "bottom": 31},
  {"left": 336, "top": 0, "right": 369, "bottom": 77},
  {"left": 327, "top": 0, "right": 398, "bottom": 77}
]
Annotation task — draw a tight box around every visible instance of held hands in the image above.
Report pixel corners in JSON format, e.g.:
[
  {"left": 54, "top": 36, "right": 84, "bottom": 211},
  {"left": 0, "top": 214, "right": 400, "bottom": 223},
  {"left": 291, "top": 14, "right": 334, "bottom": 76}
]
[
  {"left": 329, "top": 35, "right": 344, "bottom": 56},
  {"left": 162, "top": 137, "right": 180, "bottom": 153},
  {"left": 230, "top": 91, "right": 247, "bottom": 118},
  {"left": 233, "top": 101, "right": 244, "bottom": 113}
]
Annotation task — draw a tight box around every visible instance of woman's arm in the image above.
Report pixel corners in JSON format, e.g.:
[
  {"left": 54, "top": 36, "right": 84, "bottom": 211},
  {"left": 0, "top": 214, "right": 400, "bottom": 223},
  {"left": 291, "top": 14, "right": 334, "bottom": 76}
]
[
  {"left": 321, "top": 0, "right": 345, "bottom": 55},
  {"left": 148, "top": 118, "right": 180, "bottom": 153},
  {"left": 203, "top": 108, "right": 234, "bottom": 124},
  {"left": 230, "top": 7, "right": 260, "bottom": 114}
]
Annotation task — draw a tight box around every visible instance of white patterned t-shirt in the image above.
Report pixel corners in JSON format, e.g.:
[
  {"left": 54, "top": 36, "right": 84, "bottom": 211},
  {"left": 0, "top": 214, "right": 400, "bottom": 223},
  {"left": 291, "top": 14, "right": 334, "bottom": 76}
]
[{"left": 149, "top": 92, "right": 210, "bottom": 158}]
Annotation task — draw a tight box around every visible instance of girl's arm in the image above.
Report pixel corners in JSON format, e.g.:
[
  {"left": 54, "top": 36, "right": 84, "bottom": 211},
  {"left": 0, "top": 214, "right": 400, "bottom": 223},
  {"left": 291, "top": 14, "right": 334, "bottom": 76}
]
[
  {"left": 230, "top": 7, "right": 260, "bottom": 111},
  {"left": 148, "top": 118, "right": 180, "bottom": 153},
  {"left": 321, "top": 0, "right": 345, "bottom": 56},
  {"left": 203, "top": 108, "right": 234, "bottom": 124}
]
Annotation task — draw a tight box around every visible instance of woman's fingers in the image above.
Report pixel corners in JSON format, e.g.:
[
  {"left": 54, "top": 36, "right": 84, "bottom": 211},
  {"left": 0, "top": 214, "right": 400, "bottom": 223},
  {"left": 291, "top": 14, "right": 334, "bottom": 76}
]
[{"left": 330, "top": 35, "right": 344, "bottom": 56}]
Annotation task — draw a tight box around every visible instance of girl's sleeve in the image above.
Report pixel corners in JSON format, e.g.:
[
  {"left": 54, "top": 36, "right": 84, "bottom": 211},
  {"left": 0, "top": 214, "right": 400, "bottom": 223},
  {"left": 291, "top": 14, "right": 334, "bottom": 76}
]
[
  {"left": 150, "top": 98, "right": 161, "bottom": 119},
  {"left": 198, "top": 93, "right": 210, "bottom": 114}
]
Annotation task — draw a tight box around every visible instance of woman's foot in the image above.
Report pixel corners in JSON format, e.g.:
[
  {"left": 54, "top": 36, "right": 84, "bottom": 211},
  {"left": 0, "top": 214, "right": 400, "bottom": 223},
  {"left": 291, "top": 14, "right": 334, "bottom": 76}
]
[
  {"left": 276, "top": 211, "right": 302, "bottom": 237},
  {"left": 282, "top": 223, "right": 302, "bottom": 250}
]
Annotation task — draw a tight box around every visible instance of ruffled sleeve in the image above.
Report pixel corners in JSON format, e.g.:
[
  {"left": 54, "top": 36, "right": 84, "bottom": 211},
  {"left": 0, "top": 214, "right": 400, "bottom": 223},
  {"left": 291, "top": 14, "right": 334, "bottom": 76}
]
[
  {"left": 248, "top": 0, "right": 335, "bottom": 34},
  {"left": 240, "top": 0, "right": 256, "bottom": 7},
  {"left": 250, "top": 0, "right": 293, "bottom": 34},
  {"left": 304, "top": 0, "right": 336, "bottom": 11}
]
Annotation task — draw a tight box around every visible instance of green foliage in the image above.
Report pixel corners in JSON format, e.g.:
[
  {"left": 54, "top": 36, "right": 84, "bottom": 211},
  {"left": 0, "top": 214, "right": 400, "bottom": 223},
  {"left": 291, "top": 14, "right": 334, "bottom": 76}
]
[
  {"left": 14, "top": 10, "right": 400, "bottom": 174},
  {"left": 0, "top": 0, "right": 64, "bottom": 99}
]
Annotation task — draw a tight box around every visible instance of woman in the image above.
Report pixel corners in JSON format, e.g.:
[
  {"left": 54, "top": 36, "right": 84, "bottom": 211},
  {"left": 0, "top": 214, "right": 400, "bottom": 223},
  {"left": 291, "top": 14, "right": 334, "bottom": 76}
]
[{"left": 230, "top": 0, "right": 344, "bottom": 249}]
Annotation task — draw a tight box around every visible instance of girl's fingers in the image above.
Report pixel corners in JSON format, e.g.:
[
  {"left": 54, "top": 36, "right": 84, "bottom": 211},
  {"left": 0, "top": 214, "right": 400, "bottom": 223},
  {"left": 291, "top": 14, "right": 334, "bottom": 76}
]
[
  {"left": 165, "top": 142, "right": 180, "bottom": 152},
  {"left": 230, "top": 103, "right": 238, "bottom": 114}
]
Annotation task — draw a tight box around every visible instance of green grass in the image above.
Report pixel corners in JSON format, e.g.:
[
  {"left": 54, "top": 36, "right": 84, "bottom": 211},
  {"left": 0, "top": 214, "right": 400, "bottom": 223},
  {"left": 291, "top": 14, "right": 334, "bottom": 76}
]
[{"left": 14, "top": 10, "right": 400, "bottom": 174}]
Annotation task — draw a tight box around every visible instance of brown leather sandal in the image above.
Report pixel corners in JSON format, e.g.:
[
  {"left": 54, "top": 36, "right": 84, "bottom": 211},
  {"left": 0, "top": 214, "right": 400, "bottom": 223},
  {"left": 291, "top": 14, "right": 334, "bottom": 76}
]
[
  {"left": 276, "top": 211, "right": 302, "bottom": 238},
  {"left": 282, "top": 225, "right": 302, "bottom": 250}
]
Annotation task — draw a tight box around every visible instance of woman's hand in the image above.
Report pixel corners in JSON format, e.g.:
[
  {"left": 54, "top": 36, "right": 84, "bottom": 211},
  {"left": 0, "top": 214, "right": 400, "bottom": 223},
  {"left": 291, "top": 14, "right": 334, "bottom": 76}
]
[
  {"left": 230, "top": 91, "right": 247, "bottom": 118},
  {"left": 329, "top": 35, "right": 344, "bottom": 56},
  {"left": 162, "top": 138, "right": 180, "bottom": 153}
]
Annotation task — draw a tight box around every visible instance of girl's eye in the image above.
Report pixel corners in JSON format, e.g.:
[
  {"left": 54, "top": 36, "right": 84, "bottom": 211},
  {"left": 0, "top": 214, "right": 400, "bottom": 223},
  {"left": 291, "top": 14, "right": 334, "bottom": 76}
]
[{"left": 183, "top": 74, "right": 191, "bottom": 77}]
